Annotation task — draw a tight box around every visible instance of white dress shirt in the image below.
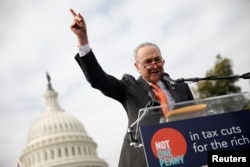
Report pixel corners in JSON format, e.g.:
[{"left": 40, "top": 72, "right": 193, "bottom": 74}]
[{"left": 78, "top": 44, "right": 91, "bottom": 57}]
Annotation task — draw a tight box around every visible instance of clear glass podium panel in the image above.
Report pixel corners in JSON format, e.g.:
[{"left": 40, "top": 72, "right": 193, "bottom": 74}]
[
  {"left": 131, "top": 92, "right": 249, "bottom": 147},
  {"left": 137, "top": 92, "right": 249, "bottom": 126},
  {"left": 167, "top": 91, "right": 250, "bottom": 122}
]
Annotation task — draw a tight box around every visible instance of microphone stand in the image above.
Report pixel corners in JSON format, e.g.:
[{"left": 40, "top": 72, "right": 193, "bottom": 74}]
[
  {"left": 128, "top": 101, "right": 159, "bottom": 148},
  {"left": 128, "top": 103, "right": 150, "bottom": 148},
  {"left": 175, "top": 72, "right": 250, "bottom": 83}
]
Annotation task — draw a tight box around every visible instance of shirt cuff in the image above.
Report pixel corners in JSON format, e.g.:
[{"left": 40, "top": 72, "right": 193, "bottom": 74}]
[{"left": 78, "top": 44, "right": 91, "bottom": 57}]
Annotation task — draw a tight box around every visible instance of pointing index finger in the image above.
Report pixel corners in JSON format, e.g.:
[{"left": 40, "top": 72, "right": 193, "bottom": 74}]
[{"left": 70, "top": 9, "right": 77, "bottom": 17}]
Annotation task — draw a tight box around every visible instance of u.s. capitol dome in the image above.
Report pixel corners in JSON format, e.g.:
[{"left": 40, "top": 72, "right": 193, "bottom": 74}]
[{"left": 17, "top": 74, "right": 107, "bottom": 167}]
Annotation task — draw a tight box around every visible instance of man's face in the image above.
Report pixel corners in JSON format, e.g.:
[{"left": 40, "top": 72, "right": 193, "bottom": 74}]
[{"left": 135, "top": 45, "right": 165, "bottom": 83}]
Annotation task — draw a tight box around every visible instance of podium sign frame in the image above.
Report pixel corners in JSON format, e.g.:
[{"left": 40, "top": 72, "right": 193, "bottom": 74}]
[{"left": 138, "top": 92, "right": 250, "bottom": 167}]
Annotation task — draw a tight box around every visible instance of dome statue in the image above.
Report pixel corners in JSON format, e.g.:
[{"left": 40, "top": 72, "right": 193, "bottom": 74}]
[{"left": 17, "top": 73, "right": 108, "bottom": 167}]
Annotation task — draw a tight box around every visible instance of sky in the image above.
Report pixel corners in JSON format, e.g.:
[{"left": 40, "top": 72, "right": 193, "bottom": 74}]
[{"left": 0, "top": 0, "right": 250, "bottom": 167}]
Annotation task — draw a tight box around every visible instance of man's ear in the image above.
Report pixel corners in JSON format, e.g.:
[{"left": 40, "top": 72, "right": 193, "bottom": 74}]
[
  {"left": 134, "top": 62, "right": 138, "bottom": 69},
  {"left": 134, "top": 62, "right": 141, "bottom": 73}
]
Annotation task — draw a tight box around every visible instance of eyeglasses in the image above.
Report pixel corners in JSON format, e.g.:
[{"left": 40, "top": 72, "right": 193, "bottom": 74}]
[{"left": 137, "top": 57, "right": 165, "bottom": 69}]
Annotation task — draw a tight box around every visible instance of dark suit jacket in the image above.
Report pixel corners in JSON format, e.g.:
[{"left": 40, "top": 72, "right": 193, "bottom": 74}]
[{"left": 75, "top": 50, "right": 194, "bottom": 167}]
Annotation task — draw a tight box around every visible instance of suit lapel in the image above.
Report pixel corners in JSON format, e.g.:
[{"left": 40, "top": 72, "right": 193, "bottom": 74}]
[
  {"left": 137, "top": 76, "right": 160, "bottom": 105},
  {"left": 160, "top": 75, "right": 181, "bottom": 102}
]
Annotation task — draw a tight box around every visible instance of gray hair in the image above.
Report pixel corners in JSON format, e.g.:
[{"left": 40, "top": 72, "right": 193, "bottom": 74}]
[{"left": 133, "top": 42, "right": 161, "bottom": 61}]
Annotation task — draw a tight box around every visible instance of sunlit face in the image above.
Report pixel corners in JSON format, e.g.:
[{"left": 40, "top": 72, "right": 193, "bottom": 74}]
[{"left": 135, "top": 45, "right": 165, "bottom": 83}]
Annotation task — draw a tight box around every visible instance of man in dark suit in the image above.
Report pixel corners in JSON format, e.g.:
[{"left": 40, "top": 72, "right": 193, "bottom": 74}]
[{"left": 70, "top": 9, "right": 194, "bottom": 167}]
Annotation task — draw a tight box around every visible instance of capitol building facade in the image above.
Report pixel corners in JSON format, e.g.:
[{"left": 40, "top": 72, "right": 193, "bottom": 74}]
[{"left": 17, "top": 74, "right": 108, "bottom": 167}]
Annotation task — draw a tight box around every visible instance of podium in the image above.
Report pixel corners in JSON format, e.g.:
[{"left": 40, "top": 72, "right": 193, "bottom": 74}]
[{"left": 134, "top": 92, "right": 250, "bottom": 167}]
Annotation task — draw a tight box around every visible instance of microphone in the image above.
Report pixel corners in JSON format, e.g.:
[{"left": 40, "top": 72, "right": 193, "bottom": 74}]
[
  {"left": 160, "top": 73, "right": 176, "bottom": 86},
  {"left": 147, "top": 91, "right": 156, "bottom": 104}
]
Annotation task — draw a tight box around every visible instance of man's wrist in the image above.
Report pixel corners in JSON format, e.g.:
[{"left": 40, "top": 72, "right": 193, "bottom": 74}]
[{"left": 78, "top": 44, "right": 91, "bottom": 57}]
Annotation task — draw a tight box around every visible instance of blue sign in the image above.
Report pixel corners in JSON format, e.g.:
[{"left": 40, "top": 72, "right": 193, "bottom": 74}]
[{"left": 140, "top": 110, "right": 250, "bottom": 167}]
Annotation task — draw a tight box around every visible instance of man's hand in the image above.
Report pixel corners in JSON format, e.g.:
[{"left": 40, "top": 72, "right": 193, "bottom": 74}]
[{"left": 70, "top": 9, "right": 88, "bottom": 46}]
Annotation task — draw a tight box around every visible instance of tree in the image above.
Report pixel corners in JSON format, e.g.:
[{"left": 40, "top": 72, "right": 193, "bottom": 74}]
[{"left": 196, "top": 54, "right": 241, "bottom": 98}]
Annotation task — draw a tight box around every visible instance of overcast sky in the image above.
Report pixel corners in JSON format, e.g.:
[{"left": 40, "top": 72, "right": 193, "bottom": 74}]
[{"left": 0, "top": 0, "right": 250, "bottom": 167}]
